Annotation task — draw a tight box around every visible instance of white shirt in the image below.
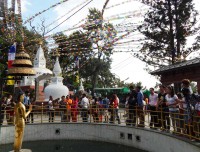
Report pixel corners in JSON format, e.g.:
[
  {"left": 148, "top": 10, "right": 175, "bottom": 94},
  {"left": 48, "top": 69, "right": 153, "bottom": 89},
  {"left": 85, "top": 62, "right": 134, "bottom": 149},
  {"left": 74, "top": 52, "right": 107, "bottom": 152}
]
[
  {"left": 165, "top": 94, "right": 178, "bottom": 111},
  {"left": 48, "top": 100, "right": 54, "bottom": 110},
  {"left": 149, "top": 93, "right": 158, "bottom": 106},
  {"left": 6, "top": 98, "right": 11, "bottom": 105},
  {"left": 81, "top": 97, "right": 89, "bottom": 109}
]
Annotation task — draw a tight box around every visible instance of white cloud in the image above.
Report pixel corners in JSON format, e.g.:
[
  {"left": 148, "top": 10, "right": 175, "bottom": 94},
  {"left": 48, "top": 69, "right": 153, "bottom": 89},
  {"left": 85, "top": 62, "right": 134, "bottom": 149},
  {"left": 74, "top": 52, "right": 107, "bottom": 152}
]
[{"left": 21, "top": 0, "right": 31, "bottom": 13}]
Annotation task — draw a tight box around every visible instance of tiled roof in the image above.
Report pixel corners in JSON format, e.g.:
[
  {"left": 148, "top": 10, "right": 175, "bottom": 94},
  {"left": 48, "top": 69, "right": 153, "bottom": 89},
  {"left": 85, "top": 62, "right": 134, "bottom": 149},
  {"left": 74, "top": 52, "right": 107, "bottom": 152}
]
[{"left": 151, "top": 58, "right": 200, "bottom": 75}]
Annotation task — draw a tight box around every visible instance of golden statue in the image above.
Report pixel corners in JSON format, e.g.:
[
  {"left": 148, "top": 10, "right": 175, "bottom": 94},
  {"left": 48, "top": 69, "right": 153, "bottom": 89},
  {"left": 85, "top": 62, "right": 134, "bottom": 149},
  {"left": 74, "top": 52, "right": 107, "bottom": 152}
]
[{"left": 13, "top": 94, "right": 32, "bottom": 152}]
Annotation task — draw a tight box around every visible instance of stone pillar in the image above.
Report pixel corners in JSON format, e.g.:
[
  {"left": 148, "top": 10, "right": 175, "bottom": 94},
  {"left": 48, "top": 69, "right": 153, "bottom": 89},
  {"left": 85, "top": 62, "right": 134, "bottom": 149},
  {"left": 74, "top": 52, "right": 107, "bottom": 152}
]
[{"left": 35, "top": 79, "right": 39, "bottom": 101}]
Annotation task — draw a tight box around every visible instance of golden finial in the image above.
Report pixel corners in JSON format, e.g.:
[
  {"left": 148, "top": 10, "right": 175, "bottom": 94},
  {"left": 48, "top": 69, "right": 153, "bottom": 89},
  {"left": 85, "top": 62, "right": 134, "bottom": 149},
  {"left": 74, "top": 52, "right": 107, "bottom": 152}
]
[
  {"left": 19, "top": 42, "right": 25, "bottom": 52},
  {"left": 39, "top": 40, "right": 43, "bottom": 45},
  {"left": 55, "top": 49, "right": 60, "bottom": 57}
]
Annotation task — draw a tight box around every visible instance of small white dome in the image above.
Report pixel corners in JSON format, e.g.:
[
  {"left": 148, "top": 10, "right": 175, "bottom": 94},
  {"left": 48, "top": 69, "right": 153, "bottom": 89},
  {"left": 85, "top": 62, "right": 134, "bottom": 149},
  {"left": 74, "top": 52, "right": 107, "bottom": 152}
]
[
  {"left": 44, "top": 53, "right": 69, "bottom": 101},
  {"left": 44, "top": 84, "right": 69, "bottom": 101}
]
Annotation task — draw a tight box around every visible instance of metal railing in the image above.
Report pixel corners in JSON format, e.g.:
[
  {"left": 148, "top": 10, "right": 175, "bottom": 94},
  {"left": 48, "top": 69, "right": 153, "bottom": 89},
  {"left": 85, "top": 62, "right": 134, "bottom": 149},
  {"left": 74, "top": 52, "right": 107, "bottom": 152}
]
[{"left": 0, "top": 104, "right": 200, "bottom": 141}]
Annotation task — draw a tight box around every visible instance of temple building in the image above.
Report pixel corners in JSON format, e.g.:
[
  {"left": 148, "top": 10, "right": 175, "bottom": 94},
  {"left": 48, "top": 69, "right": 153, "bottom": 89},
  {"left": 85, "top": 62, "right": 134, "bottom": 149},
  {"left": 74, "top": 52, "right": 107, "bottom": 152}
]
[
  {"left": 44, "top": 52, "right": 69, "bottom": 101},
  {"left": 151, "top": 57, "right": 200, "bottom": 92}
]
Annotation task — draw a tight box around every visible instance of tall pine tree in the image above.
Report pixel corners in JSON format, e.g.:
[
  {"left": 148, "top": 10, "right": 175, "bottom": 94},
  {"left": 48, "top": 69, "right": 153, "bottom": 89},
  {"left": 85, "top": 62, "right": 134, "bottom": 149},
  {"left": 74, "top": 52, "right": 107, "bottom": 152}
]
[{"left": 138, "top": 0, "right": 198, "bottom": 66}]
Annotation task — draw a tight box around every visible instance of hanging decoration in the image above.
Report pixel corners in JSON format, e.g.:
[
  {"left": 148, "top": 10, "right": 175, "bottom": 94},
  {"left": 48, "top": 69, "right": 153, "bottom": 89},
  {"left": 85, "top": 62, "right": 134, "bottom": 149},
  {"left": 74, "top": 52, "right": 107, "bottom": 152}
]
[
  {"left": 23, "top": 0, "right": 72, "bottom": 25},
  {"left": 46, "top": 0, "right": 91, "bottom": 28},
  {"left": 17, "top": 0, "right": 24, "bottom": 40}
]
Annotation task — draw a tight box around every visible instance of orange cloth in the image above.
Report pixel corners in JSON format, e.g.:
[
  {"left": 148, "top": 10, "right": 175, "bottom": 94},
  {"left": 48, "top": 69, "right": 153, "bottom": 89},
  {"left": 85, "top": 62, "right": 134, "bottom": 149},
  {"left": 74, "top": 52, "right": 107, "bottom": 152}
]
[
  {"left": 65, "top": 99, "right": 72, "bottom": 110},
  {"left": 145, "top": 98, "right": 149, "bottom": 104}
]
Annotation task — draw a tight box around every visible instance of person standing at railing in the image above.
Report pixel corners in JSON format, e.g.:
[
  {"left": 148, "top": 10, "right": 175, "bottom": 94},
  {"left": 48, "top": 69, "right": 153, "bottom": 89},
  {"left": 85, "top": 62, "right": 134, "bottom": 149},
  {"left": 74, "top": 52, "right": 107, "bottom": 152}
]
[
  {"left": 109, "top": 94, "right": 117, "bottom": 124},
  {"left": 103, "top": 96, "right": 110, "bottom": 123},
  {"left": 136, "top": 86, "right": 144, "bottom": 127},
  {"left": 65, "top": 95, "right": 72, "bottom": 122},
  {"left": 71, "top": 96, "right": 78, "bottom": 122},
  {"left": 177, "top": 93, "right": 185, "bottom": 134},
  {"left": 6, "top": 94, "right": 15, "bottom": 125},
  {"left": 80, "top": 94, "right": 89, "bottom": 122},
  {"left": 0, "top": 96, "right": 7, "bottom": 125},
  {"left": 92, "top": 97, "right": 99, "bottom": 123},
  {"left": 113, "top": 94, "right": 121, "bottom": 124},
  {"left": 149, "top": 88, "right": 158, "bottom": 129},
  {"left": 59, "top": 96, "right": 66, "bottom": 122},
  {"left": 181, "top": 79, "right": 195, "bottom": 138},
  {"left": 194, "top": 100, "right": 200, "bottom": 137},
  {"left": 29, "top": 97, "right": 35, "bottom": 123},
  {"left": 165, "top": 86, "right": 180, "bottom": 132},
  {"left": 23, "top": 92, "right": 31, "bottom": 123},
  {"left": 157, "top": 85, "right": 170, "bottom": 131},
  {"left": 98, "top": 97, "right": 104, "bottom": 123},
  {"left": 127, "top": 90, "right": 137, "bottom": 126},
  {"left": 48, "top": 96, "right": 55, "bottom": 122}
]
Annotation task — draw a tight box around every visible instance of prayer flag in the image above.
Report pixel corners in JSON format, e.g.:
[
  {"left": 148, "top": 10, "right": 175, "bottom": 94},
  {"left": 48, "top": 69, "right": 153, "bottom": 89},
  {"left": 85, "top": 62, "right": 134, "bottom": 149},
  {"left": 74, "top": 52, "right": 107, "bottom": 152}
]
[{"left": 7, "top": 43, "right": 16, "bottom": 85}]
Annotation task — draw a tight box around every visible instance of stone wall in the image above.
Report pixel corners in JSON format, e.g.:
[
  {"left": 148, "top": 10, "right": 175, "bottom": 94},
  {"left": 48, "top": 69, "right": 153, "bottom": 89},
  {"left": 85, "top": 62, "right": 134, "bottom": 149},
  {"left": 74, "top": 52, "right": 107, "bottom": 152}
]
[{"left": 1, "top": 123, "right": 200, "bottom": 152}]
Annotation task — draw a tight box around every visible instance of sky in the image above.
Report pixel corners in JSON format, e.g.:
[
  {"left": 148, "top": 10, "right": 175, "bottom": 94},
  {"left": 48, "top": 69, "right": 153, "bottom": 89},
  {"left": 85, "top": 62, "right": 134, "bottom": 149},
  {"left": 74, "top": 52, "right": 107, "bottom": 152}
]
[{"left": 12, "top": 0, "right": 200, "bottom": 89}]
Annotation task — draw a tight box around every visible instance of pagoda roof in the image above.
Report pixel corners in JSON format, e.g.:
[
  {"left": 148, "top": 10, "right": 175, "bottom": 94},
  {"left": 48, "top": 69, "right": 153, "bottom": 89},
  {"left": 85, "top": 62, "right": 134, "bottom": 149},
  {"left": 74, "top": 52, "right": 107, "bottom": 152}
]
[{"left": 151, "top": 57, "right": 200, "bottom": 75}]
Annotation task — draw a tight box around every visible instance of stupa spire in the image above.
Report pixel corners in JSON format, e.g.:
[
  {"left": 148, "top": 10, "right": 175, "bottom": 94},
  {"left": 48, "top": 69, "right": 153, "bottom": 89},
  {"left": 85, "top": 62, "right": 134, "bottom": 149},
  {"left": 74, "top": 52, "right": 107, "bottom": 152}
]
[
  {"left": 53, "top": 49, "right": 62, "bottom": 77},
  {"left": 79, "top": 78, "right": 84, "bottom": 91},
  {"left": 34, "top": 41, "right": 46, "bottom": 68}
]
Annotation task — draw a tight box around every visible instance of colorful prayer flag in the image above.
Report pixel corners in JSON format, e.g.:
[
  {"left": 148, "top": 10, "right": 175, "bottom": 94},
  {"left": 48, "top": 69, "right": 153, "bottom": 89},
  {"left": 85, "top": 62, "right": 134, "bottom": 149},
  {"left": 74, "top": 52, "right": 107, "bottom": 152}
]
[
  {"left": 7, "top": 43, "right": 16, "bottom": 85},
  {"left": 8, "top": 43, "right": 16, "bottom": 68}
]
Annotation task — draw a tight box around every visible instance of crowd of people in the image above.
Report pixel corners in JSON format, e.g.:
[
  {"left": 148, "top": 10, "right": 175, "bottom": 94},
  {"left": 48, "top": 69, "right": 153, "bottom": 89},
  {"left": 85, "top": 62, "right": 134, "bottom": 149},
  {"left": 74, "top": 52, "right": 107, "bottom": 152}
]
[
  {"left": 125, "top": 79, "right": 200, "bottom": 139},
  {"left": 0, "top": 79, "right": 200, "bottom": 140},
  {"left": 46, "top": 93, "right": 121, "bottom": 124}
]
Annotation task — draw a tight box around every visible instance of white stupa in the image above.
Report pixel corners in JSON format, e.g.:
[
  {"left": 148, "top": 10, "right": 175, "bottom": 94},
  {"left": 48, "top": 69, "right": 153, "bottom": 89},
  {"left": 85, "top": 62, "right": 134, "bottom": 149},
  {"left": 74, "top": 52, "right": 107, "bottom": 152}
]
[
  {"left": 79, "top": 79, "right": 84, "bottom": 91},
  {"left": 44, "top": 52, "right": 69, "bottom": 101},
  {"left": 21, "top": 43, "right": 52, "bottom": 86}
]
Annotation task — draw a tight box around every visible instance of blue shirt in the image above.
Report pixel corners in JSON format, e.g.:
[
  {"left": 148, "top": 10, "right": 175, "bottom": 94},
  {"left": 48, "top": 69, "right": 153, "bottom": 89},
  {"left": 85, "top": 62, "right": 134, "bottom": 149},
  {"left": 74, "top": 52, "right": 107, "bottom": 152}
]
[
  {"left": 103, "top": 98, "right": 110, "bottom": 108},
  {"left": 23, "top": 96, "right": 30, "bottom": 105},
  {"left": 137, "top": 91, "right": 144, "bottom": 106}
]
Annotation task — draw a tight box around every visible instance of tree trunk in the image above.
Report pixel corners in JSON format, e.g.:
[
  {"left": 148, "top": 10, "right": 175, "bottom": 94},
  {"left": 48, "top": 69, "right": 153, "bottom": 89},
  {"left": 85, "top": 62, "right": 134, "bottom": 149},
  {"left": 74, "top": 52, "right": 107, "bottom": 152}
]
[
  {"left": 91, "top": 72, "right": 98, "bottom": 96},
  {"left": 168, "top": 0, "right": 175, "bottom": 64},
  {"left": 174, "top": 0, "right": 181, "bottom": 59}
]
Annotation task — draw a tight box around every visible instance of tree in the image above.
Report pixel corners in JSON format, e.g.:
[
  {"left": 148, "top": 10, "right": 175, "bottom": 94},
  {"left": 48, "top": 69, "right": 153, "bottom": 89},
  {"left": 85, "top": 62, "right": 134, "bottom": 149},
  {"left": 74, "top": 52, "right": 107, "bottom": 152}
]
[
  {"left": 0, "top": 24, "right": 44, "bottom": 77},
  {"left": 80, "top": 58, "right": 116, "bottom": 89},
  {"left": 138, "top": 0, "right": 198, "bottom": 66},
  {"left": 53, "top": 30, "right": 93, "bottom": 87},
  {"left": 83, "top": 8, "right": 117, "bottom": 93}
]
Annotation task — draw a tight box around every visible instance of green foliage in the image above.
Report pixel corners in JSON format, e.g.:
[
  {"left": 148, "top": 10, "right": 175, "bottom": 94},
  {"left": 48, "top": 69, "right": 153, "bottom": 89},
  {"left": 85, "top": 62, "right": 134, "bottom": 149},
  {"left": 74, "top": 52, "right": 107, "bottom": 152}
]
[
  {"left": 53, "top": 8, "right": 117, "bottom": 93},
  {"left": 84, "top": 8, "right": 117, "bottom": 59},
  {"left": 0, "top": 19, "right": 45, "bottom": 79},
  {"left": 124, "top": 81, "right": 144, "bottom": 90},
  {"left": 53, "top": 31, "right": 93, "bottom": 78},
  {"left": 84, "top": 8, "right": 117, "bottom": 93},
  {"left": 80, "top": 58, "right": 115, "bottom": 89},
  {"left": 138, "top": 0, "right": 198, "bottom": 66}
]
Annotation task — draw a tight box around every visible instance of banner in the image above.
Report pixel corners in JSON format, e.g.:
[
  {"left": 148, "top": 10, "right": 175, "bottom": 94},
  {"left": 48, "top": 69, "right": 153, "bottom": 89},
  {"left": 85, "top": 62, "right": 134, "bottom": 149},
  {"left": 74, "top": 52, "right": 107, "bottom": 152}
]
[{"left": 7, "top": 43, "right": 16, "bottom": 85}]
